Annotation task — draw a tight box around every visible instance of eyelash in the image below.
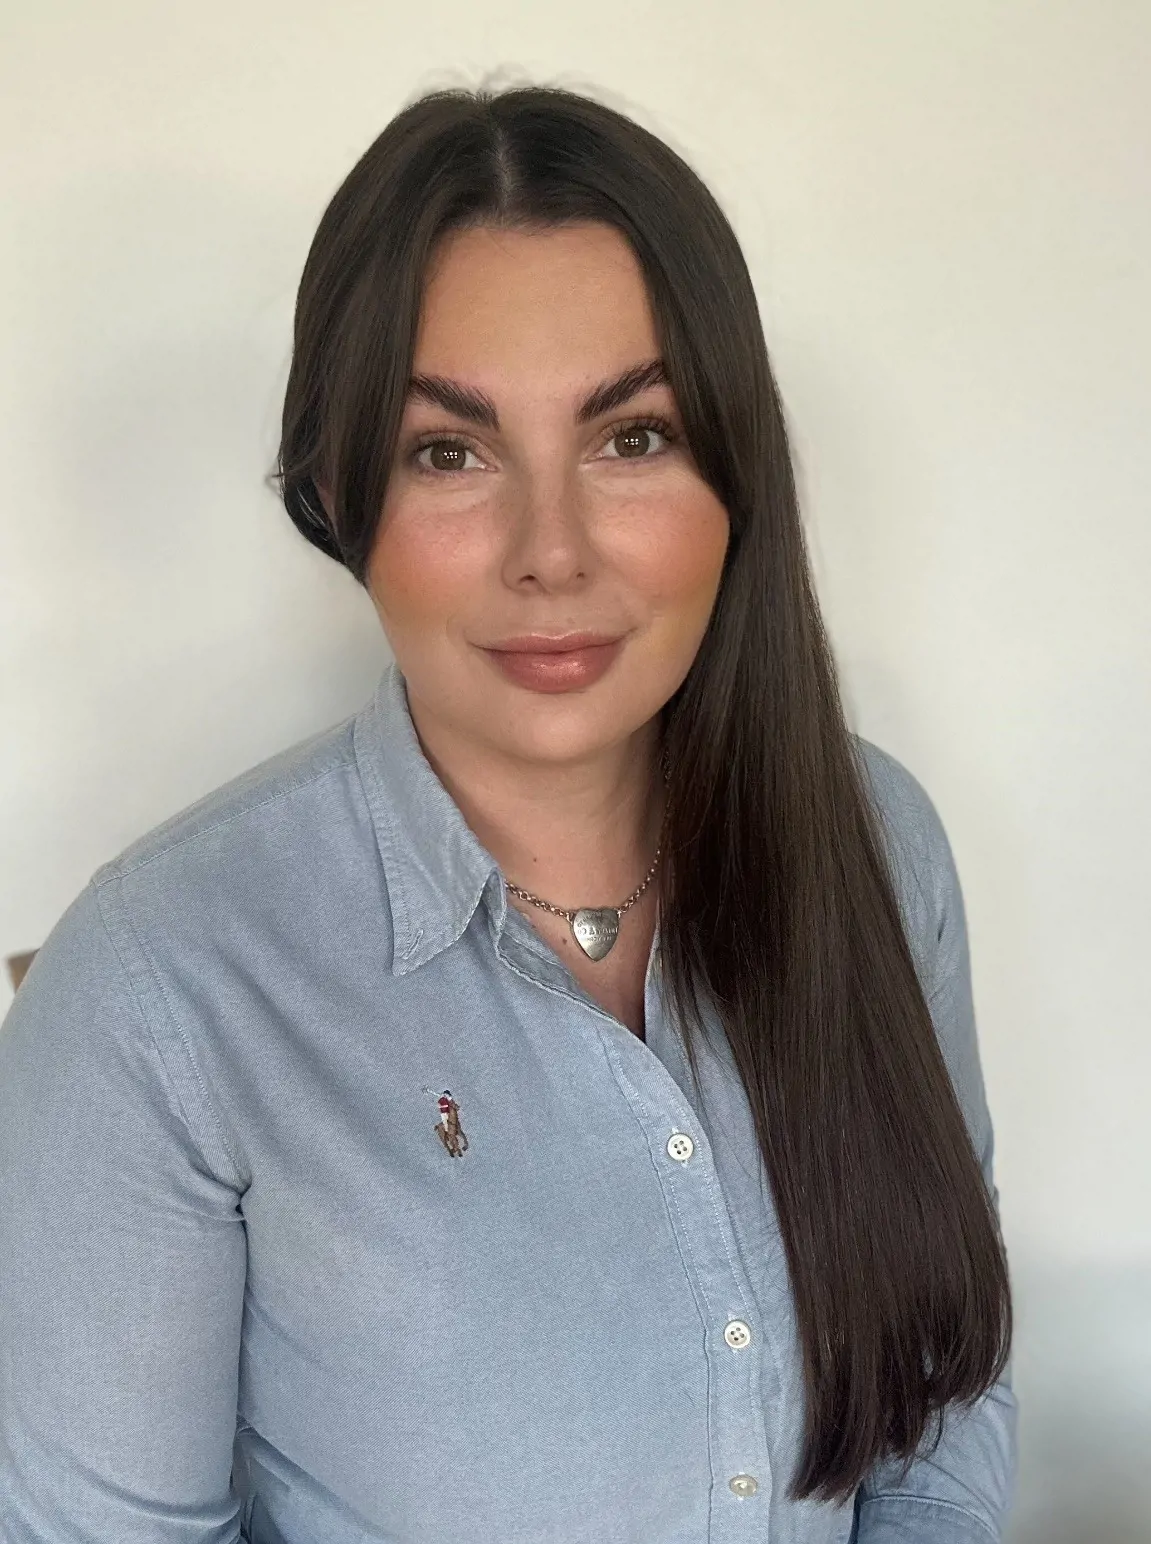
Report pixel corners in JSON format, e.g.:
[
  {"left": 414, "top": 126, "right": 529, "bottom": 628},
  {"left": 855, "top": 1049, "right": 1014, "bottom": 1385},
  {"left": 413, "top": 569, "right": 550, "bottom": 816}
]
[{"left": 407, "top": 414, "right": 679, "bottom": 478}]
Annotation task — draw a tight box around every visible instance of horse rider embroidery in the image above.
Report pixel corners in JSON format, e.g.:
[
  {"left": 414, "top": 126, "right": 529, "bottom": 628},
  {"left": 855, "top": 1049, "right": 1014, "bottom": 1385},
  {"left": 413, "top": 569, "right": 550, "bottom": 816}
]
[{"left": 432, "top": 1089, "right": 468, "bottom": 1158}]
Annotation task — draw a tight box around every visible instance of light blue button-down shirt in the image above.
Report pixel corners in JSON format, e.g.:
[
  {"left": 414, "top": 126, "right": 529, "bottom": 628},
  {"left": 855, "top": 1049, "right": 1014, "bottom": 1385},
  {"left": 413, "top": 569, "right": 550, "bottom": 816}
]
[{"left": 0, "top": 661, "right": 1016, "bottom": 1543}]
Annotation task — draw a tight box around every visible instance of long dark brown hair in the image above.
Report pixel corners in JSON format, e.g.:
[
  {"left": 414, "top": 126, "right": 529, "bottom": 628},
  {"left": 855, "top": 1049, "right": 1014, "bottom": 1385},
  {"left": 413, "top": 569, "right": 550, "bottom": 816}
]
[{"left": 274, "top": 80, "right": 1011, "bottom": 1503}]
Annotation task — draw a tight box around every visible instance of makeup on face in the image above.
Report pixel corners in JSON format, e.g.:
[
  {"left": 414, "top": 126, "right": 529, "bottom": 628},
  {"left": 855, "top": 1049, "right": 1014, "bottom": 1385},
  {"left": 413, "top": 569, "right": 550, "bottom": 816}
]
[{"left": 478, "top": 633, "right": 627, "bottom": 694}]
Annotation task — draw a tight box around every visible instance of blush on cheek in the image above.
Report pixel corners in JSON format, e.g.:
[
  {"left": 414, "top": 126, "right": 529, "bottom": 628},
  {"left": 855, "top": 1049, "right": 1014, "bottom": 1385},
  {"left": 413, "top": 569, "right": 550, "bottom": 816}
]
[
  {"left": 621, "top": 497, "right": 729, "bottom": 609},
  {"left": 367, "top": 511, "right": 486, "bottom": 630}
]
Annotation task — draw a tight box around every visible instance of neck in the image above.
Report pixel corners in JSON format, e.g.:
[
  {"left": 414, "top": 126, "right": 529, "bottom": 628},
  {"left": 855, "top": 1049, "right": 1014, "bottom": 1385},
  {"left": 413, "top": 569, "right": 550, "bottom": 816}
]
[{"left": 405, "top": 689, "right": 666, "bottom": 907}]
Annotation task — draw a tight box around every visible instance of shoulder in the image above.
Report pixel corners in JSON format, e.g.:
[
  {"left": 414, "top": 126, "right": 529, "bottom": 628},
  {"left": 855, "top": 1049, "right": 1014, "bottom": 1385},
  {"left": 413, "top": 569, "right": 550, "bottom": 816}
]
[
  {"left": 65, "top": 710, "right": 383, "bottom": 1004},
  {"left": 851, "top": 734, "right": 957, "bottom": 889},
  {"left": 849, "top": 734, "right": 964, "bottom": 996},
  {"left": 31, "top": 706, "right": 371, "bottom": 967},
  {"left": 6, "top": 711, "right": 386, "bottom": 1188},
  {"left": 852, "top": 735, "right": 950, "bottom": 862},
  {"left": 92, "top": 714, "right": 361, "bottom": 889},
  {"left": 9, "top": 708, "right": 378, "bottom": 1121}
]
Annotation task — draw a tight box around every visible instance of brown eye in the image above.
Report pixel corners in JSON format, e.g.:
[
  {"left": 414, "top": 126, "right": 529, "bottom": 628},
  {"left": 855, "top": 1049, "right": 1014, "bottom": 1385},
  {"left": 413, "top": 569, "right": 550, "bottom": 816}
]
[
  {"left": 413, "top": 438, "right": 480, "bottom": 475},
  {"left": 616, "top": 428, "right": 651, "bottom": 458},
  {"left": 600, "top": 421, "right": 674, "bottom": 461}
]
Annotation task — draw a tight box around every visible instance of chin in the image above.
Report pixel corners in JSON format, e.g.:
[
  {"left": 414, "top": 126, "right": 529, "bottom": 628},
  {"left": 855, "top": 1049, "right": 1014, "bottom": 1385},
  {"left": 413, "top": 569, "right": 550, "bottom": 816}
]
[{"left": 487, "top": 683, "right": 667, "bottom": 763}]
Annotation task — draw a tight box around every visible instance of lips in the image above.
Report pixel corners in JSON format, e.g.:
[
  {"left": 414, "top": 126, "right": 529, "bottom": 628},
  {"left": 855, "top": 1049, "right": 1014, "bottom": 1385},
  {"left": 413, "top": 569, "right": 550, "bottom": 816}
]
[{"left": 479, "top": 635, "right": 625, "bottom": 694}]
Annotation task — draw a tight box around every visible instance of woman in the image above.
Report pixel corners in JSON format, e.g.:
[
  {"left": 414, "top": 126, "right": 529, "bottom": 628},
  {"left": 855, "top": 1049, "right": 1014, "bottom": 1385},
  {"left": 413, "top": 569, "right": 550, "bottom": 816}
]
[{"left": 0, "top": 84, "right": 1015, "bottom": 1542}]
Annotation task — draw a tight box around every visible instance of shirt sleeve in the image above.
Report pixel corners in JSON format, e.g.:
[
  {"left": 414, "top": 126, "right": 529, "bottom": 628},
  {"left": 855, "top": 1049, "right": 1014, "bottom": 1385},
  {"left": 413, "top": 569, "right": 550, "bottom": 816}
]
[
  {"left": 0, "top": 879, "right": 247, "bottom": 1543},
  {"left": 854, "top": 777, "right": 1018, "bottom": 1542}
]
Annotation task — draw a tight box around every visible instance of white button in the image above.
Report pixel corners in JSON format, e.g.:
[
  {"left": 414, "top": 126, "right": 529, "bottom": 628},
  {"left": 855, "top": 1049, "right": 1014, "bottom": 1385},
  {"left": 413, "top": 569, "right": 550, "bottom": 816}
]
[
  {"left": 724, "top": 1319, "right": 752, "bottom": 1349},
  {"left": 729, "top": 1473, "right": 758, "bottom": 1497},
  {"left": 666, "top": 1132, "right": 695, "bottom": 1162}
]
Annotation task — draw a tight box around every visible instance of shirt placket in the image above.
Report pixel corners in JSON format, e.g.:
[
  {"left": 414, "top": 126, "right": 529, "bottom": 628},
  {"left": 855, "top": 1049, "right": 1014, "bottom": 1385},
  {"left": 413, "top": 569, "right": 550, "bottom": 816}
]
[
  {"left": 496, "top": 909, "right": 776, "bottom": 1540},
  {"left": 600, "top": 1010, "right": 777, "bottom": 1539}
]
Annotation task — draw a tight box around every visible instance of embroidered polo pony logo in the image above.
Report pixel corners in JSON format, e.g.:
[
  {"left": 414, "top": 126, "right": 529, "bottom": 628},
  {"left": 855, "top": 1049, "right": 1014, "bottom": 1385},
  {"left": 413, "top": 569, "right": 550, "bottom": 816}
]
[{"left": 431, "top": 1089, "right": 468, "bottom": 1158}]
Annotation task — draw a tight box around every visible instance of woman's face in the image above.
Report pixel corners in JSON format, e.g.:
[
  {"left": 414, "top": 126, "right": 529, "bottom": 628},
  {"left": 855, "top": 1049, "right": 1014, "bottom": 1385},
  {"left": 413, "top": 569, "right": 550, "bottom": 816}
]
[{"left": 365, "top": 220, "right": 730, "bottom": 771}]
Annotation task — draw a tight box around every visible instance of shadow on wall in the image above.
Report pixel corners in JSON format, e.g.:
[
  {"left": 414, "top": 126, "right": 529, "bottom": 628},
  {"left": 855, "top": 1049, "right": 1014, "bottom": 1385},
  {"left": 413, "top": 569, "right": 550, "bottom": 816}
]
[{"left": 6, "top": 953, "right": 36, "bottom": 992}]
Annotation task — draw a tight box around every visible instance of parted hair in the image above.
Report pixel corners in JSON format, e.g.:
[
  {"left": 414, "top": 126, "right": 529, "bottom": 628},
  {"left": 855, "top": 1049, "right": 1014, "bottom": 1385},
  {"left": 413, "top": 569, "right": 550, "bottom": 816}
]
[{"left": 274, "top": 79, "right": 1011, "bottom": 1503}]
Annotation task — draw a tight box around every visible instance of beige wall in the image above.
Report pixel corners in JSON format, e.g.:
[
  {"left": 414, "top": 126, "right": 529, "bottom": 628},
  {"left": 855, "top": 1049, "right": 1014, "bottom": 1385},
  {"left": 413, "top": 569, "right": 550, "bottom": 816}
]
[{"left": 2, "top": 3, "right": 1148, "bottom": 1537}]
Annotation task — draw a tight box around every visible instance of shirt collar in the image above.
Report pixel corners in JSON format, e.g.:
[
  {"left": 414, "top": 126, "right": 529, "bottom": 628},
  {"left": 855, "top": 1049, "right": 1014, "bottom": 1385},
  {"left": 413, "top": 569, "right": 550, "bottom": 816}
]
[{"left": 352, "top": 660, "right": 508, "bottom": 976}]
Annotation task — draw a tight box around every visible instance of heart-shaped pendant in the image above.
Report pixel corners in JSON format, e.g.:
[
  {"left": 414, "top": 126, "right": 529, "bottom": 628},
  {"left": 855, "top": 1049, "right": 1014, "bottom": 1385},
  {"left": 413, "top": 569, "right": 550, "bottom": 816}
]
[{"left": 571, "top": 907, "right": 620, "bottom": 961}]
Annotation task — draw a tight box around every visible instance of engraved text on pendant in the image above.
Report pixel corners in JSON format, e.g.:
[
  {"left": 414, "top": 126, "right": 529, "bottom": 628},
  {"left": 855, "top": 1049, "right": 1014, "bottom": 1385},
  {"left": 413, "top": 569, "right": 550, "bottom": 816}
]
[{"left": 571, "top": 907, "right": 620, "bottom": 961}]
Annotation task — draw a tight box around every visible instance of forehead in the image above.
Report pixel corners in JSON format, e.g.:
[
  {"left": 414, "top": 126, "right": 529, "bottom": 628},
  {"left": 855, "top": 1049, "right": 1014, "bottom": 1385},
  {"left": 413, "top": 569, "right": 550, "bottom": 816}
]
[{"left": 412, "top": 222, "right": 661, "bottom": 384}]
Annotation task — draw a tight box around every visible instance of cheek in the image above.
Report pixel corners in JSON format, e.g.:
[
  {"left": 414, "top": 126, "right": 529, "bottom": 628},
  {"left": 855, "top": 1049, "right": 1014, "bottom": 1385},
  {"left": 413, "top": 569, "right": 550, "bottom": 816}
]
[
  {"left": 366, "top": 506, "right": 488, "bottom": 627},
  {"left": 616, "top": 487, "right": 730, "bottom": 615}
]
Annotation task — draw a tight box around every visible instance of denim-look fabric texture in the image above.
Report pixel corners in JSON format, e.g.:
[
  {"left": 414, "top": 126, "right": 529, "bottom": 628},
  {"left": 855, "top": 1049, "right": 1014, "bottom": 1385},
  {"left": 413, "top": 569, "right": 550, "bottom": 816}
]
[{"left": 0, "top": 661, "right": 1016, "bottom": 1543}]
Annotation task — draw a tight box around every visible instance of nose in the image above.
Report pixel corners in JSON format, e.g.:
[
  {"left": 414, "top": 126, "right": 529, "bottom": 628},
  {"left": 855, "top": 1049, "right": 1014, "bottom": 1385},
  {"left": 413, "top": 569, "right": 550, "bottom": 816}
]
[{"left": 500, "top": 465, "right": 597, "bottom": 592}]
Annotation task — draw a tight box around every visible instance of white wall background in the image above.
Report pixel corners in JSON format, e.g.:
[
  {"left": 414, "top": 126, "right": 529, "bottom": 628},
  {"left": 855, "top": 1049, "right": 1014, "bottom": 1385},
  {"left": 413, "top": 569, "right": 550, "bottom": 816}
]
[{"left": 2, "top": 3, "right": 1148, "bottom": 1538}]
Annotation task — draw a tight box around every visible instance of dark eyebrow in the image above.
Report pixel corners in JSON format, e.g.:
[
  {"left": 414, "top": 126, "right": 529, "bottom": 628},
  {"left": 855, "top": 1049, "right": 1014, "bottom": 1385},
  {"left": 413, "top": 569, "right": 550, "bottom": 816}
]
[
  {"left": 573, "top": 358, "right": 669, "bottom": 424},
  {"left": 404, "top": 357, "right": 669, "bottom": 432},
  {"left": 405, "top": 374, "right": 501, "bottom": 430}
]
